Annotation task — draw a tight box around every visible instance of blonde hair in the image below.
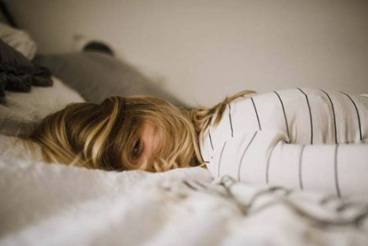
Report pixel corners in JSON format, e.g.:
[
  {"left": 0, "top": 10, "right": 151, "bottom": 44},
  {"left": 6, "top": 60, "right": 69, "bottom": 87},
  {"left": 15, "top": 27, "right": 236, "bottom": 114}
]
[{"left": 29, "top": 91, "right": 255, "bottom": 172}]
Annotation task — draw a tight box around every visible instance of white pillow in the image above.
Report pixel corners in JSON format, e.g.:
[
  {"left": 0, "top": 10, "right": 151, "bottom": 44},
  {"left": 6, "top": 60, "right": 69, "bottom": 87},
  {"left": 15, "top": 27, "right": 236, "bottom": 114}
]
[
  {"left": 0, "top": 76, "right": 85, "bottom": 137},
  {"left": 0, "top": 22, "right": 37, "bottom": 60}
]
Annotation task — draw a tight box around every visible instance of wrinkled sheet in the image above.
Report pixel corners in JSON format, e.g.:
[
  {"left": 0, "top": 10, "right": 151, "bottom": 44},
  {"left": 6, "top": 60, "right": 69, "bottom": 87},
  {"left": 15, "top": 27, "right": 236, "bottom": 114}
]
[{"left": 0, "top": 156, "right": 367, "bottom": 246}]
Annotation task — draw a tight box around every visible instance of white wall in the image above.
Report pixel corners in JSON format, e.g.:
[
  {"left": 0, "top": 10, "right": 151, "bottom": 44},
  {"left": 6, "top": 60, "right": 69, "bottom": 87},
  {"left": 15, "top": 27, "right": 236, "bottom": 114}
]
[{"left": 6, "top": 0, "right": 368, "bottom": 107}]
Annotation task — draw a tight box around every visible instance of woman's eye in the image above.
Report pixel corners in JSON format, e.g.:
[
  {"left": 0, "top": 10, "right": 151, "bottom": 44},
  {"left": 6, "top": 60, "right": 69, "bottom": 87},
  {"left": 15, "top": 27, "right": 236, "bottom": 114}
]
[{"left": 132, "top": 139, "right": 142, "bottom": 158}]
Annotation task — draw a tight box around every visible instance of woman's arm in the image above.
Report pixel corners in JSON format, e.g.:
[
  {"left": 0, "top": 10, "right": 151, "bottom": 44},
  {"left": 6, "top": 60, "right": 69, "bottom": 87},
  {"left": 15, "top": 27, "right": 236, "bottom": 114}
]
[
  {"left": 268, "top": 140, "right": 368, "bottom": 199},
  {"left": 207, "top": 130, "right": 368, "bottom": 199}
]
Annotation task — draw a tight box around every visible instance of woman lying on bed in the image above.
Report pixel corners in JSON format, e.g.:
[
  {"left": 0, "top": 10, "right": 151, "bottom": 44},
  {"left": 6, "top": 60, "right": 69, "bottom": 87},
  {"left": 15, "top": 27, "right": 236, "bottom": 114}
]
[{"left": 27, "top": 88, "right": 368, "bottom": 197}]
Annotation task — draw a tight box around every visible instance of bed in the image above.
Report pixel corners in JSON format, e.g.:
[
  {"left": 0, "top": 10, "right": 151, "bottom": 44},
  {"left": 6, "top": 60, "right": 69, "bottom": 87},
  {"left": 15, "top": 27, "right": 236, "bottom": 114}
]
[
  {"left": 1, "top": 141, "right": 367, "bottom": 246},
  {"left": 1, "top": 6, "right": 368, "bottom": 246}
]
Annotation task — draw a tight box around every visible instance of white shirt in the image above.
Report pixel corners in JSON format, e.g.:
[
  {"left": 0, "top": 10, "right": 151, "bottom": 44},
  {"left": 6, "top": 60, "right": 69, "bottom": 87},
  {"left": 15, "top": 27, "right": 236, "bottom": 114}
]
[{"left": 200, "top": 88, "right": 368, "bottom": 198}]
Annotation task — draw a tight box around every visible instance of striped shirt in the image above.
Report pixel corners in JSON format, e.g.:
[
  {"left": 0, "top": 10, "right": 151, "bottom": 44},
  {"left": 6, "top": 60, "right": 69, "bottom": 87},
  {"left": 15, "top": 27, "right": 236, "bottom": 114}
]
[{"left": 200, "top": 88, "right": 368, "bottom": 199}]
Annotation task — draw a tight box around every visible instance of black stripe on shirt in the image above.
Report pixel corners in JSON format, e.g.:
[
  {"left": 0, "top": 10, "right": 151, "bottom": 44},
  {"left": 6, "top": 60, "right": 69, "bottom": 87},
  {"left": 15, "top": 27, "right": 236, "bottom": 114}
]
[
  {"left": 274, "top": 91, "right": 290, "bottom": 142},
  {"left": 341, "top": 92, "right": 363, "bottom": 142},
  {"left": 228, "top": 104, "right": 234, "bottom": 137},
  {"left": 299, "top": 145, "right": 305, "bottom": 191},
  {"left": 334, "top": 144, "right": 342, "bottom": 198},
  {"left": 265, "top": 142, "right": 276, "bottom": 185},
  {"left": 208, "top": 130, "right": 214, "bottom": 151},
  {"left": 217, "top": 141, "right": 227, "bottom": 178},
  {"left": 237, "top": 131, "right": 258, "bottom": 181},
  {"left": 298, "top": 88, "right": 314, "bottom": 144},
  {"left": 320, "top": 90, "right": 338, "bottom": 144},
  {"left": 251, "top": 97, "right": 262, "bottom": 130},
  {"left": 334, "top": 144, "right": 341, "bottom": 198}
]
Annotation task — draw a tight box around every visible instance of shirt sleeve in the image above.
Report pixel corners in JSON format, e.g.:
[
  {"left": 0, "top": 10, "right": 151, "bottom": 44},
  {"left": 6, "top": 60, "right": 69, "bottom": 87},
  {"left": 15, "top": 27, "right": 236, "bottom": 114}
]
[
  {"left": 210, "top": 129, "right": 368, "bottom": 199},
  {"left": 269, "top": 139, "right": 368, "bottom": 199}
]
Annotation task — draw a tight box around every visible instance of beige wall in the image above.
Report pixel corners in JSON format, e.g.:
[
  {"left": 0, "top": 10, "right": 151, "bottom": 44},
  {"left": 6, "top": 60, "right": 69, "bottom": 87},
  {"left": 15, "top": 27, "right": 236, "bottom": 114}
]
[{"left": 6, "top": 0, "right": 368, "bottom": 107}]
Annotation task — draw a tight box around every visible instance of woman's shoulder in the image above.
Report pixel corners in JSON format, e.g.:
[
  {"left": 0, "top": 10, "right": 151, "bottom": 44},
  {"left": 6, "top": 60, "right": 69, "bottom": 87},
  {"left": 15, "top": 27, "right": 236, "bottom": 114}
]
[
  {"left": 236, "top": 88, "right": 363, "bottom": 99},
  {"left": 232, "top": 88, "right": 367, "bottom": 111}
]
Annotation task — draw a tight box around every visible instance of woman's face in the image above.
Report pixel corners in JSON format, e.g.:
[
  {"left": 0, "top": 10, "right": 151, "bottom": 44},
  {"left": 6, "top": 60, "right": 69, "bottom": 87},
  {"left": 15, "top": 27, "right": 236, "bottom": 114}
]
[{"left": 131, "top": 122, "right": 161, "bottom": 168}]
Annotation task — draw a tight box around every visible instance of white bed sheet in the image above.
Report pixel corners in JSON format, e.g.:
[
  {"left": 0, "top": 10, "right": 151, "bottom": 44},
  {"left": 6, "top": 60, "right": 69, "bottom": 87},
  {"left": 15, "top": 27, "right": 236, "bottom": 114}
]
[{"left": 0, "top": 144, "right": 367, "bottom": 246}]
